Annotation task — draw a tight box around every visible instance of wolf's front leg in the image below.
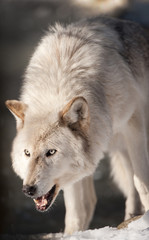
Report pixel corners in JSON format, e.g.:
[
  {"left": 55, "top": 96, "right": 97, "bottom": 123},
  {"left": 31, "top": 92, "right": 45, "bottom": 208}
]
[
  {"left": 124, "top": 112, "right": 149, "bottom": 211},
  {"left": 110, "top": 150, "right": 142, "bottom": 220},
  {"left": 64, "top": 175, "right": 97, "bottom": 235}
]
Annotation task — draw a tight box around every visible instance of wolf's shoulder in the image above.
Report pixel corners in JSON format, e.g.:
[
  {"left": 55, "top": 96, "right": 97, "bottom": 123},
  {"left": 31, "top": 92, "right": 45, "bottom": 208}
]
[{"left": 78, "top": 16, "right": 149, "bottom": 66}]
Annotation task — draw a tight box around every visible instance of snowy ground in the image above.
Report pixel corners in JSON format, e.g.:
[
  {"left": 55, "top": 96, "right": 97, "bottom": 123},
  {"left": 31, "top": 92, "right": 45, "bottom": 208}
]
[
  {"left": 1, "top": 211, "right": 149, "bottom": 240},
  {"left": 60, "top": 211, "right": 149, "bottom": 240}
]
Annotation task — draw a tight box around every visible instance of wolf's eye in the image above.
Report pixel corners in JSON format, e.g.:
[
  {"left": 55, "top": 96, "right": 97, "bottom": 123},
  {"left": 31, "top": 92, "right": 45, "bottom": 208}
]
[
  {"left": 24, "top": 149, "right": 30, "bottom": 157},
  {"left": 46, "top": 149, "right": 57, "bottom": 157}
]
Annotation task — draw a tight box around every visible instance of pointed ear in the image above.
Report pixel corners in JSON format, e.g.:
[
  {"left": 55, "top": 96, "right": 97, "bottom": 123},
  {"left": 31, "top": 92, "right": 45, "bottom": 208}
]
[
  {"left": 5, "top": 100, "right": 27, "bottom": 130},
  {"left": 60, "top": 97, "right": 90, "bottom": 132}
]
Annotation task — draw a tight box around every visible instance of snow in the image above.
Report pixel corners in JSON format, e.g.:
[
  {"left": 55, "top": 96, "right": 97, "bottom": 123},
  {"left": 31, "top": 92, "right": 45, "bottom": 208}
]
[{"left": 62, "top": 211, "right": 149, "bottom": 240}]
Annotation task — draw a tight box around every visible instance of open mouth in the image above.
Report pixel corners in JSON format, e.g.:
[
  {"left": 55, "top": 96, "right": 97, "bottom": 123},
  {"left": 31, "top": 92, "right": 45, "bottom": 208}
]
[{"left": 33, "top": 184, "right": 57, "bottom": 212}]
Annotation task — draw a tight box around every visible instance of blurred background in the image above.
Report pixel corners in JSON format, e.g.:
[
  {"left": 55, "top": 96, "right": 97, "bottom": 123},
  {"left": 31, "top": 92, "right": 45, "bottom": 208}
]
[{"left": 1, "top": 0, "right": 149, "bottom": 236}]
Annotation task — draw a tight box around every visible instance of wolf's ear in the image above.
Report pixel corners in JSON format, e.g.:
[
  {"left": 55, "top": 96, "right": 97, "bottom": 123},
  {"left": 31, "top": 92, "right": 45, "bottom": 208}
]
[
  {"left": 60, "top": 97, "right": 90, "bottom": 132},
  {"left": 5, "top": 100, "right": 27, "bottom": 130}
]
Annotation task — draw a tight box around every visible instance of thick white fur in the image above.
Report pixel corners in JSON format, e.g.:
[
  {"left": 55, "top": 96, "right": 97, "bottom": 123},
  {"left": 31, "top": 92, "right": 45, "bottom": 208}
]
[
  {"left": 64, "top": 175, "right": 97, "bottom": 233},
  {"left": 6, "top": 17, "right": 149, "bottom": 234}
]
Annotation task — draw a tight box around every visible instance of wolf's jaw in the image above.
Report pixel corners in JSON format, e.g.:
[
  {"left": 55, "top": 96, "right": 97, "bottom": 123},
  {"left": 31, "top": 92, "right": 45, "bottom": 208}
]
[{"left": 33, "top": 184, "right": 58, "bottom": 212}]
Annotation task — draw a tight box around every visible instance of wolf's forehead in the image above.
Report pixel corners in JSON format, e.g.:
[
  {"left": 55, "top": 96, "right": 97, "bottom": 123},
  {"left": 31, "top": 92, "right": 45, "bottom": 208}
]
[
  {"left": 37, "top": 124, "right": 59, "bottom": 142},
  {"left": 24, "top": 119, "right": 60, "bottom": 145},
  {"left": 33, "top": 122, "right": 60, "bottom": 143}
]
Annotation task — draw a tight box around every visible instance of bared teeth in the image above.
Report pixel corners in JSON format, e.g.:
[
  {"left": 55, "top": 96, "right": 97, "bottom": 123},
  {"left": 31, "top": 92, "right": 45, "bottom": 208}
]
[
  {"left": 33, "top": 199, "right": 40, "bottom": 206},
  {"left": 41, "top": 197, "right": 48, "bottom": 206},
  {"left": 32, "top": 185, "right": 57, "bottom": 211},
  {"left": 33, "top": 196, "right": 48, "bottom": 207},
  {"left": 33, "top": 199, "right": 38, "bottom": 204}
]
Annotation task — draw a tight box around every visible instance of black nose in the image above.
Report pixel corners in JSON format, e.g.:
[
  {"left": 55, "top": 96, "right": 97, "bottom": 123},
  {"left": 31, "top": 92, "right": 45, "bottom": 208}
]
[{"left": 22, "top": 185, "right": 37, "bottom": 196}]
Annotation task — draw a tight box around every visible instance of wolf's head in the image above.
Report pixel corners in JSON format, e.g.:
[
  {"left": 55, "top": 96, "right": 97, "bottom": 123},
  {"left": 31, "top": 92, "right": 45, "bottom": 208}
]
[{"left": 6, "top": 97, "right": 96, "bottom": 211}]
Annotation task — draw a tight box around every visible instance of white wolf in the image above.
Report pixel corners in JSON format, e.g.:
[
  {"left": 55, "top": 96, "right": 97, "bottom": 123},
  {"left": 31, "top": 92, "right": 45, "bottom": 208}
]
[{"left": 6, "top": 17, "right": 149, "bottom": 234}]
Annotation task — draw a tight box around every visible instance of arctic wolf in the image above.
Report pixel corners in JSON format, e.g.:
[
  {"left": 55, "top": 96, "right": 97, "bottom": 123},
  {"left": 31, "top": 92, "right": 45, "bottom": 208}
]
[{"left": 6, "top": 16, "right": 149, "bottom": 234}]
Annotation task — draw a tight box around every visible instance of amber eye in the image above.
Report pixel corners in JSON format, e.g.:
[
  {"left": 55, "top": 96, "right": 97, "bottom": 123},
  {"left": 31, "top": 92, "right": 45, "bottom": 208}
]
[
  {"left": 24, "top": 149, "right": 30, "bottom": 157},
  {"left": 46, "top": 149, "right": 57, "bottom": 157}
]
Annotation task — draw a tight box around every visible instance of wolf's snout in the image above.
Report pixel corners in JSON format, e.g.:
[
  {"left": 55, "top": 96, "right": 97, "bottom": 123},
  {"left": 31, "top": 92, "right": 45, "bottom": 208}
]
[{"left": 22, "top": 184, "right": 37, "bottom": 197}]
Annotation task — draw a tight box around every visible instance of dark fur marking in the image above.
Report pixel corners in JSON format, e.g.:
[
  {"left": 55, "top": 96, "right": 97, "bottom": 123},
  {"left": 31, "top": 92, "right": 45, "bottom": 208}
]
[{"left": 59, "top": 116, "right": 90, "bottom": 153}]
